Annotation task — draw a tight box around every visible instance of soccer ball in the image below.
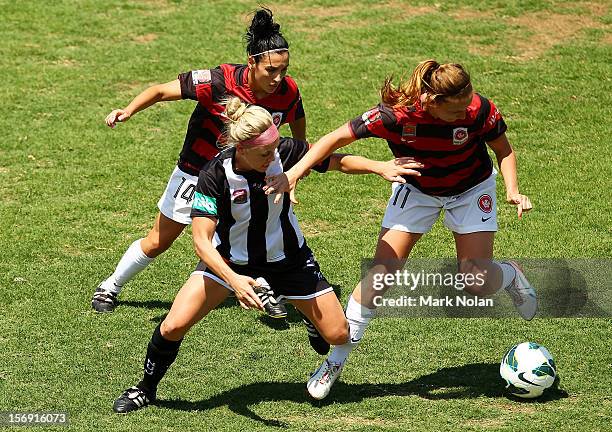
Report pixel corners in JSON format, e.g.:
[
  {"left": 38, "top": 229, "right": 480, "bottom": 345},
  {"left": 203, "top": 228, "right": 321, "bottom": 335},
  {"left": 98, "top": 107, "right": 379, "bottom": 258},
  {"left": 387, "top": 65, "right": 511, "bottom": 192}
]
[{"left": 500, "top": 342, "right": 557, "bottom": 398}]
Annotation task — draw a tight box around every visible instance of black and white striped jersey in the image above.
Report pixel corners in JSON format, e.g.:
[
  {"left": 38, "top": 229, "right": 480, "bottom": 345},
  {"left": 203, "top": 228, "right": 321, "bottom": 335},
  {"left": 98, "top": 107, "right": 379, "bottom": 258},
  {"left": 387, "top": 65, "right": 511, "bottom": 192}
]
[{"left": 190, "top": 138, "right": 329, "bottom": 265}]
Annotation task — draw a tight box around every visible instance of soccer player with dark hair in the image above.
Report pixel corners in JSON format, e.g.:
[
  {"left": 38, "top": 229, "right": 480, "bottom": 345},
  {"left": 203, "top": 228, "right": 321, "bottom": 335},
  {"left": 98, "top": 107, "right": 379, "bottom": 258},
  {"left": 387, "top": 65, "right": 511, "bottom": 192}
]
[
  {"left": 92, "top": 8, "right": 306, "bottom": 313},
  {"left": 112, "top": 97, "right": 422, "bottom": 413},
  {"left": 265, "top": 59, "right": 537, "bottom": 400}
]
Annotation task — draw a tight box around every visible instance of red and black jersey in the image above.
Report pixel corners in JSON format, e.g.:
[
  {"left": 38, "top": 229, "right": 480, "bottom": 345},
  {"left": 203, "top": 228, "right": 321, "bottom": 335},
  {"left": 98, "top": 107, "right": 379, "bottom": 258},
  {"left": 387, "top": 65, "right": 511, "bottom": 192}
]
[
  {"left": 349, "top": 93, "right": 506, "bottom": 196},
  {"left": 177, "top": 64, "right": 305, "bottom": 176}
]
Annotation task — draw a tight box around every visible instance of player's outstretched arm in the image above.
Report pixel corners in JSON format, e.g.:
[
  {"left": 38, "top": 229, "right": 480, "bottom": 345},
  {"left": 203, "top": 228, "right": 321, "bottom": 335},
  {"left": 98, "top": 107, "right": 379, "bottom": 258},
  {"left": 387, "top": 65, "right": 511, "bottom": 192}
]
[
  {"left": 328, "top": 154, "right": 423, "bottom": 182},
  {"left": 290, "top": 123, "right": 356, "bottom": 182},
  {"left": 192, "top": 217, "right": 264, "bottom": 311},
  {"left": 105, "top": 79, "right": 182, "bottom": 128},
  {"left": 264, "top": 123, "right": 356, "bottom": 203},
  {"left": 487, "top": 133, "right": 533, "bottom": 218}
]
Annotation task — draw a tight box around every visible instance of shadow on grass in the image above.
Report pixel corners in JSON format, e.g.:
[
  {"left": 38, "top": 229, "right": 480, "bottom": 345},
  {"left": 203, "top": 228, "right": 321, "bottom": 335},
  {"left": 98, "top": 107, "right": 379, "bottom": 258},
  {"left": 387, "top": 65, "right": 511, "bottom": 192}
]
[
  {"left": 120, "top": 295, "right": 241, "bottom": 314},
  {"left": 257, "top": 304, "right": 302, "bottom": 329},
  {"left": 119, "top": 300, "right": 174, "bottom": 310},
  {"left": 155, "top": 362, "right": 568, "bottom": 427},
  {"left": 119, "top": 285, "right": 345, "bottom": 329}
]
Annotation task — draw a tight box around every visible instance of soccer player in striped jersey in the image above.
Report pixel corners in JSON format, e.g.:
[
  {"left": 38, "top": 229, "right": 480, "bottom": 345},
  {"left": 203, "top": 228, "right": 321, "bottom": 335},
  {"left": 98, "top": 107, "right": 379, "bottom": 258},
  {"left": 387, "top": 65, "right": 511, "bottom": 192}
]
[
  {"left": 112, "top": 98, "right": 423, "bottom": 413},
  {"left": 92, "top": 8, "right": 306, "bottom": 312},
  {"left": 265, "top": 59, "right": 537, "bottom": 399}
]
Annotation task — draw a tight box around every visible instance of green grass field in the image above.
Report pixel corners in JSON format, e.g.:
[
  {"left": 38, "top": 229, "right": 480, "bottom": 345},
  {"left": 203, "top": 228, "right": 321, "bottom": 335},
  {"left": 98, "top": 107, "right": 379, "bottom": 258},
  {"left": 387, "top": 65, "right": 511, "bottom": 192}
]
[{"left": 1, "top": 0, "right": 611, "bottom": 430}]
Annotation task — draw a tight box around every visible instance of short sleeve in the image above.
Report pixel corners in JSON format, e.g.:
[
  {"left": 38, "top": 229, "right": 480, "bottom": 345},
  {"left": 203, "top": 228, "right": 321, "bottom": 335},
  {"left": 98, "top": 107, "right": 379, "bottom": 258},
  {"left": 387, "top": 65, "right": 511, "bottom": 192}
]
[
  {"left": 178, "top": 69, "right": 215, "bottom": 105},
  {"left": 191, "top": 160, "right": 222, "bottom": 218},
  {"left": 348, "top": 104, "right": 398, "bottom": 140},
  {"left": 482, "top": 100, "right": 508, "bottom": 142},
  {"left": 286, "top": 92, "right": 305, "bottom": 123},
  {"left": 278, "top": 138, "right": 330, "bottom": 173}
]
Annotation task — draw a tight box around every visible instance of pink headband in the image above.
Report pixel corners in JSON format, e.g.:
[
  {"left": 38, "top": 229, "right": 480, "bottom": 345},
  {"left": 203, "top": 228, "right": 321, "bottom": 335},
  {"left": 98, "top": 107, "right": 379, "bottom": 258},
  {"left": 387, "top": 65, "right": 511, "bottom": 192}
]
[{"left": 239, "top": 124, "right": 279, "bottom": 147}]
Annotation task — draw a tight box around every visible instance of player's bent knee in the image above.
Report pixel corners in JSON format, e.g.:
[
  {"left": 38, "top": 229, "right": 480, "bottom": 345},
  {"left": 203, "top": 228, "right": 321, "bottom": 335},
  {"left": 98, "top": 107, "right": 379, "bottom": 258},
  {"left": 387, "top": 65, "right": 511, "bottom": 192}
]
[
  {"left": 321, "top": 324, "right": 349, "bottom": 346},
  {"left": 160, "top": 318, "right": 191, "bottom": 341},
  {"left": 147, "top": 234, "right": 173, "bottom": 252},
  {"left": 457, "top": 260, "right": 490, "bottom": 296},
  {"left": 143, "top": 233, "right": 175, "bottom": 257}
]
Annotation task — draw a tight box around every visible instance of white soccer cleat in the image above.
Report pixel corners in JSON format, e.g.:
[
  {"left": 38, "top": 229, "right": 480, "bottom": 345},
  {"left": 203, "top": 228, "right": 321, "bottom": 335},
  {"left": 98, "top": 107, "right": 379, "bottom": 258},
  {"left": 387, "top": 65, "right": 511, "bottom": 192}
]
[
  {"left": 503, "top": 261, "right": 537, "bottom": 320},
  {"left": 307, "top": 359, "right": 344, "bottom": 400}
]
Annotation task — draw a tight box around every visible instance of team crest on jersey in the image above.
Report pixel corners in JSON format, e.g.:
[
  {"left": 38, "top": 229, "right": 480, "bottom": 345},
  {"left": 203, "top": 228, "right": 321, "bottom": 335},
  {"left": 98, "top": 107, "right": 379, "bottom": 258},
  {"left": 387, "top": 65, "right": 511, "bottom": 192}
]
[
  {"left": 401, "top": 123, "right": 417, "bottom": 142},
  {"left": 271, "top": 112, "right": 283, "bottom": 127},
  {"left": 362, "top": 108, "right": 381, "bottom": 126},
  {"left": 452, "top": 127, "right": 469, "bottom": 146},
  {"left": 478, "top": 194, "right": 493, "bottom": 213},
  {"left": 232, "top": 189, "right": 248, "bottom": 204},
  {"left": 192, "top": 69, "right": 211, "bottom": 85}
]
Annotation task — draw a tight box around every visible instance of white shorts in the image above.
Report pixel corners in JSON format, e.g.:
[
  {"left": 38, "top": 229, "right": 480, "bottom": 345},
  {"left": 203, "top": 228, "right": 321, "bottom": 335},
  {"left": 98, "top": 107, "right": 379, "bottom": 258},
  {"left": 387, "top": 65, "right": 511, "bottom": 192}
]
[
  {"left": 157, "top": 166, "right": 199, "bottom": 225},
  {"left": 381, "top": 172, "right": 498, "bottom": 234}
]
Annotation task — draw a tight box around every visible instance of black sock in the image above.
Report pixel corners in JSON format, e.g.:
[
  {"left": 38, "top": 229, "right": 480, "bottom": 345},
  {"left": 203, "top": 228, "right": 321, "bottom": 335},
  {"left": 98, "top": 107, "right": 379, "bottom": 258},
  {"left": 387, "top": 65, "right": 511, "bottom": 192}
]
[
  {"left": 138, "top": 323, "right": 183, "bottom": 396},
  {"left": 297, "top": 310, "right": 330, "bottom": 355}
]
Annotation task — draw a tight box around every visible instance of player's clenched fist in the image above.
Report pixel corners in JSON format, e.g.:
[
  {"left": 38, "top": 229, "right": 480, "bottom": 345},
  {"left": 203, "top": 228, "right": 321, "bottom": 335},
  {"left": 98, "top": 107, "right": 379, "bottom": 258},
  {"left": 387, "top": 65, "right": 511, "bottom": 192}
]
[{"left": 105, "top": 109, "right": 132, "bottom": 128}]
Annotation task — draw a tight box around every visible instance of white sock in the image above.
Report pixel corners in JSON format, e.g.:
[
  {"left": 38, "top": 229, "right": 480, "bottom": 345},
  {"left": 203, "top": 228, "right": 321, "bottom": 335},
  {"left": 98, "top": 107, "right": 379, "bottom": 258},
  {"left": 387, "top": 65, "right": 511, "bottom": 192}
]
[
  {"left": 328, "top": 295, "right": 375, "bottom": 365},
  {"left": 496, "top": 261, "right": 516, "bottom": 292},
  {"left": 101, "top": 239, "right": 154, "bottom": 294}
]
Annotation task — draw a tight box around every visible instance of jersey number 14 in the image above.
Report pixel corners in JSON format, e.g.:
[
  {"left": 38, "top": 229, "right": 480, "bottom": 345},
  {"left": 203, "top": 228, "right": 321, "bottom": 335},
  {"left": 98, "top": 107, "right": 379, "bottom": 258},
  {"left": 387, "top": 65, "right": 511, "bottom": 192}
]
[{"left": 173, "top": 177, "right": 196, "bottom": 204}]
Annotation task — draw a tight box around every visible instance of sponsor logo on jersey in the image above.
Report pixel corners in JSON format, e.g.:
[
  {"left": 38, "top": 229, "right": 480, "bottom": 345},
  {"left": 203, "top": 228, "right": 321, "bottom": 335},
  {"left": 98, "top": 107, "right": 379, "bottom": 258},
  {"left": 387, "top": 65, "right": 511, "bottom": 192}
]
[
  {"left": 271, "top": 112, "right": 283, "bottom": 127},
  {"left": 232, "top": 189, "right": 248, "bottom": 204},
  {"left": 193, "top": 192, "right": 217, "bottom": 215},
  {"left": 478, "top": 194, "right": 493, "bottom": 213},
  {"left": 192, "top": 69, "right": 211, "bottom": 85},
  {"left": 452, "top": 127, "right": 469, "bottom": 146},
  {"left": 362, "top": 108, "right": 381, "bottom": 126},
  {"left": 401, "top": 123, "right": 417, "bottom": 142}
]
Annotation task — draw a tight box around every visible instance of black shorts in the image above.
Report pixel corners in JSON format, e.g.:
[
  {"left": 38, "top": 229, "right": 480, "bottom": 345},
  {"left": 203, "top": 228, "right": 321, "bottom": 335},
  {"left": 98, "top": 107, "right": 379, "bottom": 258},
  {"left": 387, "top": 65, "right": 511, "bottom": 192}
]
[{"left": 193, "top": 246, "right": 332, "bottom": 301}]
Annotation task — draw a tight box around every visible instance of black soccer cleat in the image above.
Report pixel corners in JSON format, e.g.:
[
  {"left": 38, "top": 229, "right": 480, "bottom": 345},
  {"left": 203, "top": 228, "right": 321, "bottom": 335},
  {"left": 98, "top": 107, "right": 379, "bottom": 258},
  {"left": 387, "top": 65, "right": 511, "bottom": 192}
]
[
  {"left": 299, "top": 312, "right": 330, "bottom": 355},
  {"left": 91, "top": 285, "right": 118, "bottom": 313},
  {"left": 254, "top": 277, "right": 287, "bottom": 319},
  {"left": 113, "top": 386, "right": 155, "bottom": 413}
]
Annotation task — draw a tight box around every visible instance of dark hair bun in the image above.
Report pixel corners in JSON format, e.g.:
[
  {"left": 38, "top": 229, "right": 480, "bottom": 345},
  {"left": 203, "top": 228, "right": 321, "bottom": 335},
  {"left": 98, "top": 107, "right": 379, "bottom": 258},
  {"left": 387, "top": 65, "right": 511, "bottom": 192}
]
[
  {"left": 249, "top": 8, "right": 280, "bottom": 39},
  {"left": 245, "top": 8, "right": 288, "bottom": 56}
]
